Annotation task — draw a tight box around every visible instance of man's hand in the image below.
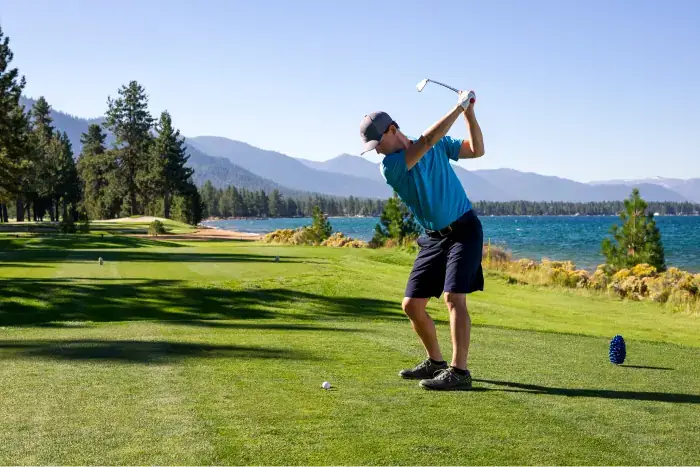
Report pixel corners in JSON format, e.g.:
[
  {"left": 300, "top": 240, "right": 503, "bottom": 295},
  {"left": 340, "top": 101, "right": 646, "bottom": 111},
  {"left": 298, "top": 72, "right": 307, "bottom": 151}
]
[
  {"left": 457, "top": 90, "right": 485, "bottom": 159},
  {"left": 458, "top": 90, "right": 476, "bottom": 111}
]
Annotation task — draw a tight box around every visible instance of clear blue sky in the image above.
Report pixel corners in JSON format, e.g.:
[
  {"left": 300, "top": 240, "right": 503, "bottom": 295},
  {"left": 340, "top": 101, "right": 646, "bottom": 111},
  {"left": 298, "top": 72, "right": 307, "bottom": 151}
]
[{"left": 1, "top": 0, "right": 699, "bottom": 182}]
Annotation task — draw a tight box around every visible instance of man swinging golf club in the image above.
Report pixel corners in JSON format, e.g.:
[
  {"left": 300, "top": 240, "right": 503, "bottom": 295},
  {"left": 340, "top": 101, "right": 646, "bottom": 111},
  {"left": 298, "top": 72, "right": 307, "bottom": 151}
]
[{"left": 359, "top": 86, "right": 485, "bottom": 390}]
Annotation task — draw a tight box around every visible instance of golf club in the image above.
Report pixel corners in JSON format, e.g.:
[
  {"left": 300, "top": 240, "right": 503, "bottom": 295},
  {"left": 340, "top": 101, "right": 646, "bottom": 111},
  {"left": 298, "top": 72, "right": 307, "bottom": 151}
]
[
  {"left": 416, "top": 78, "right": 460, "bottom": 93},
  {"left": 417, "top": 78, "right": 475, "bottom": 104}
]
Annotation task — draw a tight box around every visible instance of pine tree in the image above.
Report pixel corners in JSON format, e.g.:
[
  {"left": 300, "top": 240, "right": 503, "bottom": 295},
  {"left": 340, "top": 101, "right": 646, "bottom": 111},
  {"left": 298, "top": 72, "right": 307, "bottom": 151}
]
[
  {"left": 0, "top": 25, "right": 32, "bottom": 217},
  {"left": 171, "top": 180, "right": 203, "bottom": 226},
  {"left": 311, "top": 205, "right": 333, "bottom": 240},
  {"left": 148, "top": 111, "right": 193, "bottom": 218},
  {"left": 56, "top": 131, "right": 80, "bottom": 222},
  {"left": 77, "top": 124, "right": 118, "bottom": 220},
  {"left": 200, "top": 180, "right": 218, "bottom": 218},
  {"left": 372, "top": 193, "right": 420, "bottom": 246},
  {"left": 104, "top": 80, "right": 154, "bottom": 215},
  {"left": 602, "top": 188, "right": 666, "bottom": 272},
  {"left": 268, "top": 189, "right": 284, "bottom": 217}
]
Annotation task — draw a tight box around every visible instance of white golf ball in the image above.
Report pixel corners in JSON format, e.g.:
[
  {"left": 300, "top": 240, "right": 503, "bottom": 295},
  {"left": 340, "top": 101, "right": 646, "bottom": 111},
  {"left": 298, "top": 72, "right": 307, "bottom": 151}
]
[{"left": 322, "top": 381, "right": 331, "bottom": 390}]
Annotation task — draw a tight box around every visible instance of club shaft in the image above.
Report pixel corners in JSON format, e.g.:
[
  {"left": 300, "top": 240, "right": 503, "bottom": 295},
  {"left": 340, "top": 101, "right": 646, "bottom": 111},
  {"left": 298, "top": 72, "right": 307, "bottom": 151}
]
[{"left": 429, "top": 80, "right": 460, "bottom": 93}]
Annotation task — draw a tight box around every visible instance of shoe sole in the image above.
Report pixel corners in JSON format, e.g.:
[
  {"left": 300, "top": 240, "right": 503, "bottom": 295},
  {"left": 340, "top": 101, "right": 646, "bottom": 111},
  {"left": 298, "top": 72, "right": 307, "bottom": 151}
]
[
  {"left": 399, "top": 370, "right": 447, "bottom": 380},
  {"left": 419, "top": 383, "right": 473, "bottom": 391},
  {"left": 419, "top": 379, "right": 473, "bottom": 390}
]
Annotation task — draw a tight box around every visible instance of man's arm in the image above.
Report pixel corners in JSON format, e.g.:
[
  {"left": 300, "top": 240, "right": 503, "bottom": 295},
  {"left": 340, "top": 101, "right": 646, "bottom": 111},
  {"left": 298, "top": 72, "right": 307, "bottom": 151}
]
[
  {"left": 458, "top": 104, "right": 485, "bottom": 159},
  {"left": 404, "top": 105, "right": 463, "bottom": 170}
]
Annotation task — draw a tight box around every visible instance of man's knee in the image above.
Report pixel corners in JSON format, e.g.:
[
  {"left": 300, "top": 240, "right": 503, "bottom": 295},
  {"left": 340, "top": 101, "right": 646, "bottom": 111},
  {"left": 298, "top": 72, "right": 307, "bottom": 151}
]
[
  {"left": 443, "top": 292, "right": 467, "bottom": 313},
  {"left": 402, "top": 297, "right": 429, "bottom": 320}
]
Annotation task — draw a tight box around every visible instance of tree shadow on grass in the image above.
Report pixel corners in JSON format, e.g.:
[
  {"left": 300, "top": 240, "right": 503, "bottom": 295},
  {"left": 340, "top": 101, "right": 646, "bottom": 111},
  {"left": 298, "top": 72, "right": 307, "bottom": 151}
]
[
  {"left": 0, "top": 263, "right": 48, "bottom": 268},
  {"left": 0, "top": 234, "right": 185, "bottom": 251},
  {"left": 0, "top": 339, "right": 314, "bottom": 364},
  {"left": 1, "top": 249, "right": 311, "bottom": 264},
  {"left": 620, "top": 365, "right": 674, "bottom": 371},
  {"left": 168, "top": 320, "right": 365, "bottom": 332},
  {"left": 474, "top": 379, "right": 700, "bottom": 404},
  {"left": 0, "top": 278, "right": 404, "bottom": 326}
]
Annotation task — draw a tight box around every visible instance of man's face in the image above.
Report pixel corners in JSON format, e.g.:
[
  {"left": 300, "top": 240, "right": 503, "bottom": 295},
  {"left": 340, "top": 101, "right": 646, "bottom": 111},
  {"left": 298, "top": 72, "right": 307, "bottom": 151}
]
[{"left": 375, "top": 124, "right": 399, "bottom": 155}]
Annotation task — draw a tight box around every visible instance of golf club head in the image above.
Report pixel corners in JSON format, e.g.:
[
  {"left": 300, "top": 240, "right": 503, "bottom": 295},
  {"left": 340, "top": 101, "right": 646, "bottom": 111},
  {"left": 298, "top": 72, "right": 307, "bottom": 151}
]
[{"left": 416, "top": 79, "right": 429, "bottom": 92}]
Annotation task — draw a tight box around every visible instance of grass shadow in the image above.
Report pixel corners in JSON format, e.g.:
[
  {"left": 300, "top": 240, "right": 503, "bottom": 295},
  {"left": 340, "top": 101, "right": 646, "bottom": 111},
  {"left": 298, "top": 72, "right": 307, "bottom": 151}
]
[
  {"left": 0, "top": 278, "right": 404, "bottom": 326},
  {"left": 474, "top": 379, "right": 700, "bottom": 404},
  {"left": 0, "top": 339, "right": 314, "bottom": 364},
  {"left": 620, "top": 365, "right": 675, "bottom": 371},
  {"left": 169, "top": 320, "right": 366, "bottom": 332},
  {"left": 0, "top": 234, "right": 185, "bottom": 251},
  {"left": 1, "top": 249, "right": 310, "bottom": 264}
]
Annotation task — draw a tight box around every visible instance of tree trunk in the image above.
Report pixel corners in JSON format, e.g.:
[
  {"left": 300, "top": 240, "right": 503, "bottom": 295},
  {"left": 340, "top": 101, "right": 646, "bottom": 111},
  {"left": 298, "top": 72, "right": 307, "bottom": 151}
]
[
  {"left": 16, "top": 195, "right": 25, "bottom": 222},
  {"left": 48, "top": 203, "right": 55, "bottom": 222},
  {"left": 1, "top": 203, "right": 8, "bottom": 223},
  {"left": 164, "top": 191, "right": 171, "bottom": 219},
  {"left": 62, "top": 200, "right": 68, "bottom": 222}
]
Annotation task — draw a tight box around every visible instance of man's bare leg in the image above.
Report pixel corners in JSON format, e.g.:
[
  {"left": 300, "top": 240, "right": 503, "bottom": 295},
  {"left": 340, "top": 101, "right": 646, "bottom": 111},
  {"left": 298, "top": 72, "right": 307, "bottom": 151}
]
[
  {"left": 443, "top": 292, "right": 471, "bottom": 370},
  {"left": 402, "top": 297, "right": 443, "bottom": 361}
]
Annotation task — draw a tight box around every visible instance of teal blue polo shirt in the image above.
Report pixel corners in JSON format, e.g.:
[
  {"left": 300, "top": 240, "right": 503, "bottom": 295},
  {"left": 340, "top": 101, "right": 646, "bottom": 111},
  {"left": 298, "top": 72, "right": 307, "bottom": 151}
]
[{"left": 380, "top": 135, "right": 472, "bottom": 231}]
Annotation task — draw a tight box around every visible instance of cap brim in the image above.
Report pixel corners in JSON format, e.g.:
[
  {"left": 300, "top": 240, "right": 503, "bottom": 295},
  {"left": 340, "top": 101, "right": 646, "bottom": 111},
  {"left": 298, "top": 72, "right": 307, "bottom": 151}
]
[{"left": 360, "top": 139, "right": 379, "bottom": 155}]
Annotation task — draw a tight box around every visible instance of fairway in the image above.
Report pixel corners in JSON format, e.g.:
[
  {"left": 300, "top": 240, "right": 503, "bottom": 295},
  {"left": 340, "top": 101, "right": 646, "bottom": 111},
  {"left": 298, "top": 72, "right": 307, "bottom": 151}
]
[{"left": 1, "top": 234, "right": 699, "bottom": 465}]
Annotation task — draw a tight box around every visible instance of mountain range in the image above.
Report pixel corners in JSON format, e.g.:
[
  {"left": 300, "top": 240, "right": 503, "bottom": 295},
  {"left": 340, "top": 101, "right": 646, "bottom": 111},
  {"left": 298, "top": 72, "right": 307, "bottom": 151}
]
[{"left": 18, "top": 96, "right": 700, "bottom": 203}]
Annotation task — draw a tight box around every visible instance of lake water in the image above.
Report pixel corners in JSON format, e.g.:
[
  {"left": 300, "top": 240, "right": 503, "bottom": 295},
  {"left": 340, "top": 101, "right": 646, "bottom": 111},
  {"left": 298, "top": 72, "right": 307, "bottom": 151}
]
[{"left": 203, "top": 215, "right": 700, "bottom": 272}]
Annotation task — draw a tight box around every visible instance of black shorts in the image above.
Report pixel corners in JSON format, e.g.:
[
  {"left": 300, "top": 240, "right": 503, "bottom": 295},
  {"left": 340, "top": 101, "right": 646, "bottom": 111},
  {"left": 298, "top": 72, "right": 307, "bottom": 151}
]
[{"left": 405, "top": 210, "right": 484, "bottom": 299}]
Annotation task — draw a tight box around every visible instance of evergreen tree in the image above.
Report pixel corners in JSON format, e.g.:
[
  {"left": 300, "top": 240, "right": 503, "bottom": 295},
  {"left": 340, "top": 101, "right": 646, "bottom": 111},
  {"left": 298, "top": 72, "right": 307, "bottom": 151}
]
[
  {"left": 200, "top": 180, "right": 218, "bottom": 218},
  {"left": 77, "top": 124, "right": 119, "bottom": 220},
  {"left": 25, "top": 97, "right": 64, "bottom": 220},
  {"left": 602, "top": 189, "right": 666, "bottom": 271},
  {"left": 30, "top": 96, "right": 53, "bottom": 140},
  {"left": 0, "top": 25, "right": 32, "bottom": 220},
  {"left": 311, "top": 205, "right": 333, "bottom": 240},
  {"left": 55, "top": 131, "right": 80, "bottom": 221},
  {"left": 268, "top": 189, "right": 284, "bottom": 217},
  {"left": 286, "top": 198, "right": 298, "bottom": 217},
  {"left": 372, "top": 193, "right": 420, "bottom": 246},
  {"left": 104, "top": 80, "right": 154, "bottom": 215},
  {"left": 148, "top": 111, "right": 193, "bottom": 218},
  {"left": 171, "top": 181, "right": 203, "bottom": 226}
]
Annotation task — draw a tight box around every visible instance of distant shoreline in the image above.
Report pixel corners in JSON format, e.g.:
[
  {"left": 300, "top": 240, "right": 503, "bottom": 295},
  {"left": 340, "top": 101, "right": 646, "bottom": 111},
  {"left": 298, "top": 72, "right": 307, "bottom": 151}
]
[{"left": 201, "top": 213, "right": 700, "bottom": 223}]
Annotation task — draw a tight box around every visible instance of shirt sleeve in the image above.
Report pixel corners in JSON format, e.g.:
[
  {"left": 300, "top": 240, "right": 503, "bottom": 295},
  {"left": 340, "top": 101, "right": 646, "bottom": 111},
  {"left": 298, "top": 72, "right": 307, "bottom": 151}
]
[
  {"left": 380, "top": 152, "right": 408, "bottom": 185},
  {"left": 441, "top": 135, "right": 464, "bottom": 161}
]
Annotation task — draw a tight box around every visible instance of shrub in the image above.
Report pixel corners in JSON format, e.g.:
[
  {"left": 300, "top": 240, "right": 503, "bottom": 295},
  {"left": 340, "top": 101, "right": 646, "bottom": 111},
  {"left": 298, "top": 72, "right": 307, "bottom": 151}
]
[
  {"left": 612, "top": 268, "right": 632, "bottom": 281},
  {"left": 59, "top": 217, "right": 76, "bottom": 234},
  {"left": 148, "top": 219, "right": 166, "bottom": 236},
  {"left": 631, "top": 263, "right": 657, "bottom": 278},
  {"left": 644, "top": 276, "right": 670, "bottom": 303},
  {"left": 589, "top": 267, "right": 610, "bottom": 290},
  {"left": 290, "top": 227, "right": 321, "bottom": 245},
  {"left": 515, "top": 258, "right": 538, "bottom": 272},
  {"left": 571, "top": 270, "right": 591, "bottom": 288},
  {"left": 321, "top": 232, "right": 367, "bottom": 248},
  {"left": 343, "top": 240, "right": 367, "bottom": 248},
  {"left": 262, "top": 229, "right": 296, "bottom": 244},
  {"left": 79, "top": 217, "right": 90, "bottom": 234},
  {"left": 485, "top": 242, "right": 512, "bottom": 266},
  {"left": 541, "top": 259, "right": 576, "bottom": 271}
]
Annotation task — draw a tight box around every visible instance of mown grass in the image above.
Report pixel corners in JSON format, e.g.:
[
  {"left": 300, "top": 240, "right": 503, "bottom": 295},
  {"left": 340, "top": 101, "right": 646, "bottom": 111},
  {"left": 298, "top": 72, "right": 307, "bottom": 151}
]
[
  {"left": 1, "top": 235, "right": 699, "bottom": 465},
  {"left": 0, "top": 217, "right": 196, "bottom": 235}
]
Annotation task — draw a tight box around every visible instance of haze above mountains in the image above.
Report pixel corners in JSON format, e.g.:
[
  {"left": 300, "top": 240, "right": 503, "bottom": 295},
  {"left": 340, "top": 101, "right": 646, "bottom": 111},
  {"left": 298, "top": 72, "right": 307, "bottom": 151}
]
[{"left": 20, "top": 97, "right": 700, "bottom": 203}]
